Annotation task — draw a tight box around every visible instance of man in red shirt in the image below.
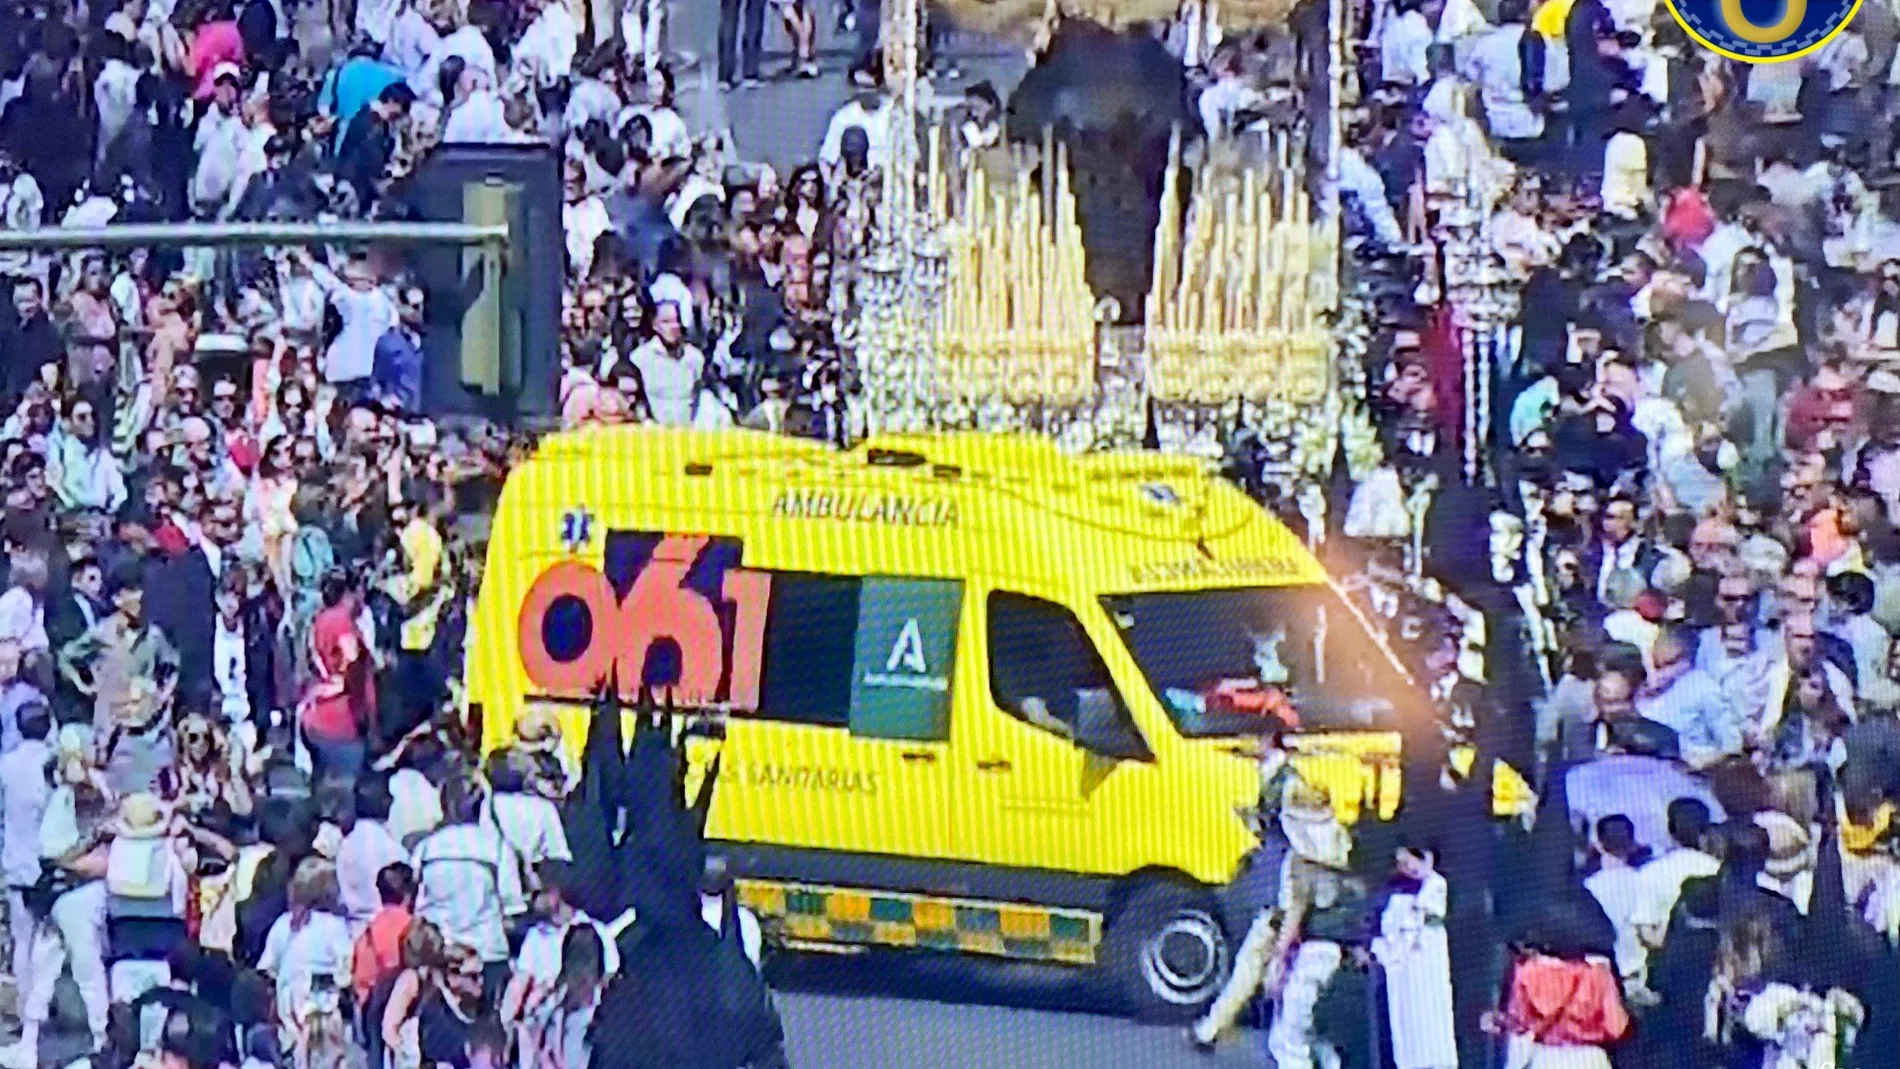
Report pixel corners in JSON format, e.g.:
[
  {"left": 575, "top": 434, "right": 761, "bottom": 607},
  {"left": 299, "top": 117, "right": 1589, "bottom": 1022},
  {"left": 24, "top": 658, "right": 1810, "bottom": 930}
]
[{"left": 303, "top": 568, "right": 374, "bottom": 784}]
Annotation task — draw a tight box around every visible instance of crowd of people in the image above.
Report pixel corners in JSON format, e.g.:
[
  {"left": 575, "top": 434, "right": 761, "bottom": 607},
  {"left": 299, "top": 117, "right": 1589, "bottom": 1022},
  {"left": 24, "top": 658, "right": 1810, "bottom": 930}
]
[
  {"left": 1165, "top": 0, "right": 1900, "bottom": 1065},
  {"left": 0, "top": 0, "right": 869, "bottom": 1059},
  {"left": 9, "top": 0, "right": 1900, "bottom": 1062}
]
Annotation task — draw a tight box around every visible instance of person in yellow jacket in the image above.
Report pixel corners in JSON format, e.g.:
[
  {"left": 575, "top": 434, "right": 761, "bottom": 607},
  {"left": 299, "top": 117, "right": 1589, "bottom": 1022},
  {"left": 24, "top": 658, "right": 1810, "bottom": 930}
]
[{"left": 381, "top": 484, "right": 452, "bottom": 747}]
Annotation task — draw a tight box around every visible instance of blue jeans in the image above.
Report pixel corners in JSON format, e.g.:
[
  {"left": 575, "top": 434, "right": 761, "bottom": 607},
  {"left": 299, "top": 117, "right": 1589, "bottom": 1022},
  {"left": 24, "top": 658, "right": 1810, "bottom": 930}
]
[
  {"left": 1742, "top": 366, "right": 1783, "bottom": 465},
  {"left": 305, "top": 733, "right": 365, "bottom": 786}
]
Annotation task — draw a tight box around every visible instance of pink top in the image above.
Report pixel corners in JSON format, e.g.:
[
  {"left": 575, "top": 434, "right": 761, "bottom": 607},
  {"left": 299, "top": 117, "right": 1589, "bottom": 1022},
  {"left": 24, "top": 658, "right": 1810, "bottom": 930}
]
[{"left": 189, "top": 22, "right": 246, "bottom": 100}]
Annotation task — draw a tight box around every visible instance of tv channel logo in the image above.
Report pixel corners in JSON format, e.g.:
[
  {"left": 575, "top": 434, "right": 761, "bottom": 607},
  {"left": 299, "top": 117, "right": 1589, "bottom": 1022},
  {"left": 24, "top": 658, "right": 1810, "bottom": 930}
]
[{"left": 1664, "top": 0, "right": 1861, "bottom": 62}]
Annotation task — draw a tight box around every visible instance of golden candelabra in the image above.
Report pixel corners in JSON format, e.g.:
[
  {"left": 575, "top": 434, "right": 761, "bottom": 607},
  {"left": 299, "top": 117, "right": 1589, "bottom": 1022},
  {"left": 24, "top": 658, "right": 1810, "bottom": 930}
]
[
  {"left": 1144, "top": 129, "right": 1335, "bottom": 410},
  {"left": 933, "top": 137, "right": 1098, "bottom": 411}
]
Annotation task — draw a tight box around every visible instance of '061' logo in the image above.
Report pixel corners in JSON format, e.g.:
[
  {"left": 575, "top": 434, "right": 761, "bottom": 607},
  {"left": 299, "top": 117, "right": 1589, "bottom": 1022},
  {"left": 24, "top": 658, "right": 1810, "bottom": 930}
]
[
  {"left": 1665, "top": 0, "right": 1860, "bottom": 62},
  {"left": 518, "top": 534, "right": 771, "bottom": 706}
]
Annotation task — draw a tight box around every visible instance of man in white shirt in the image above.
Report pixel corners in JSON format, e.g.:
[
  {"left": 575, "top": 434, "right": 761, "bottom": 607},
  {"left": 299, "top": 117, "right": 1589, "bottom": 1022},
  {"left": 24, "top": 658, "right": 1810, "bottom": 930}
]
[
  {"left": 485, "top": 755, "right": 571, "bottom": 869},
  {"left": 300, "top": 250, "right": 398, "bottom": 396},
  {"left": 630, "top": 302, "right": 708, "bottom": 425},
  {"left": 1380, "top": 0, "right": 1435, "bottom": 87},
  {"left": 192, "top": 65, "right": 250, "bottom": 219},
  {"left": 337, "top": 775, "right": 408, "bottom": 934},
  {"left": 412, "top": 778, "right": 527, "bottom": 972},
  {"left": 0, "top": 548, "right": 49, "bottom": 659},
  {"left": 1631, "top": 798, "right": 1719, "bottom": 951},
  {"left": 1461, "top": 0, "right": 1543, "bottom": 147},
  {"left": 1584, "top": 814, "right": 1650, "bottom": 990},
  {"left": 819, "top": 61, "right": 895, "bottom": 174},
  {"left": 0, "top": 705, "right": 51, "bottom": 1012},
  {"left": 441, "top": 68, "right": 522, "bottom": 145},
  {"left": 514, "top": 0, "right": 578, "bottom": 84}
]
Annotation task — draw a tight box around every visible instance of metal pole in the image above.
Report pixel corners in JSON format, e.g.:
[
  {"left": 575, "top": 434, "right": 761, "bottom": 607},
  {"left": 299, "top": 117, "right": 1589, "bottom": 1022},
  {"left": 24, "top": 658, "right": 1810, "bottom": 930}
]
[{"left": 0, "top": 222, "right": 511, "bottom": 251}]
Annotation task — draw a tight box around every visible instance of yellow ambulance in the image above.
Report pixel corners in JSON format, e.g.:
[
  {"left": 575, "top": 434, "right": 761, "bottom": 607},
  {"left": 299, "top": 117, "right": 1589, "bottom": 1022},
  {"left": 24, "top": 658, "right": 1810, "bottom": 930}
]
[{"left": 465, "top": 427, "right": 1485, "bottom": 1020}]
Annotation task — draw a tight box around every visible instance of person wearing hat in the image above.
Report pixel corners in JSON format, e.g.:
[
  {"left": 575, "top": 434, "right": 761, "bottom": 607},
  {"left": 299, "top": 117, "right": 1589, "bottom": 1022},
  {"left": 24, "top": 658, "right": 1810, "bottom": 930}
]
[
  {"left": 191, "top": 62, "right": 250, "bottom": 220},
  {"left": 512, "top": 707, "right": 576, "bottom": 796},
  {"left": 102, "top": 791, "right": 190, "bottom": 1005},
  {"left": 1191, "top": 781, "right": 1360, "bottom": 1057}
]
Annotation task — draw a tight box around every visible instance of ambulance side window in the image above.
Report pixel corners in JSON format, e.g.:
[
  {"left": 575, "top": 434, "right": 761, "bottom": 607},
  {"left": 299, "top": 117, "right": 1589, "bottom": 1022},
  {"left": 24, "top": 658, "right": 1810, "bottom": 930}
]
[
  {"left": 757, "top": 573, "right": 860, "bottom": 728},
  {"left": 987, "top": 592, "right": 1143, "bottom": 754}
]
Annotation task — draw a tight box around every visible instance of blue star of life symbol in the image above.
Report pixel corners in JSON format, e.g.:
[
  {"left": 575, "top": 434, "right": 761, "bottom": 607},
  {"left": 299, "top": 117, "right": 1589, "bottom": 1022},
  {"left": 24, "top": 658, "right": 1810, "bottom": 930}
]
[{"left": 561, "top": 508, "right": 593, "bottom": 552}]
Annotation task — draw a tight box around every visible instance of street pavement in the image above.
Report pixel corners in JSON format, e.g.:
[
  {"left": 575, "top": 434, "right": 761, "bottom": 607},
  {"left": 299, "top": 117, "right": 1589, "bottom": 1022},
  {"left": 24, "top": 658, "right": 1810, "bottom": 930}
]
[
  {"left": 771, "top": 951, "right": 1266, "bottom": 1068},
  {"left": 666, "top": 0, "right": 1029, "bottom": 173}
]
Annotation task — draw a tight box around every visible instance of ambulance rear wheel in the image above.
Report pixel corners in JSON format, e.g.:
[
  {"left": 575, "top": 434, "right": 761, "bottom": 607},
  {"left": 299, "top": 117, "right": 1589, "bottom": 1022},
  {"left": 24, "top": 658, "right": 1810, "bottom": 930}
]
[{"left": 1100, "top": 880, "right": 1231, "bottom": 1022}]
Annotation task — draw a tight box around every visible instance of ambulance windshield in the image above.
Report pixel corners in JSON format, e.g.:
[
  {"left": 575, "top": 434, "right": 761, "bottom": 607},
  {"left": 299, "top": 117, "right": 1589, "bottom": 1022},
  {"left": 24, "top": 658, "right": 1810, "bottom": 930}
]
[{"left": 1101, "top": 584, "right": 1413, "bottom": 738}]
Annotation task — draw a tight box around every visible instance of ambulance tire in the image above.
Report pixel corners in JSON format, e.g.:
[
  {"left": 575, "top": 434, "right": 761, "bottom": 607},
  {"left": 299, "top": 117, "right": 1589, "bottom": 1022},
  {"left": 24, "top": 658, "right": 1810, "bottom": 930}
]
[{"left": 1100, "top": 879, "right": 1231, "bottom": 1023}]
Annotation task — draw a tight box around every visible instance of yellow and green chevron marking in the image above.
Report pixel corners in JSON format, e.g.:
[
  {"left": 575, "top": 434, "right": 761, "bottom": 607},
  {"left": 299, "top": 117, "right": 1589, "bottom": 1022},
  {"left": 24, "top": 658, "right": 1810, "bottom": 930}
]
[{"left": 735, "top": 879, "right": 1101, "bottom": 965}]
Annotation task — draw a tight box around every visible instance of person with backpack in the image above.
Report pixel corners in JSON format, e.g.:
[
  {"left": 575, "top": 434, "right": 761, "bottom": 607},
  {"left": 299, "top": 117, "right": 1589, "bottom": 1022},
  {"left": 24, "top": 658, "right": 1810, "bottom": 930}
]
[
  {"left": 409, "top": 774, "right": 526, "bottom": 1006},
  {"left": 101, "top": 791, "right": 191, "bottom": 1005},
  {"left": 351, "top": 861, "right": 415, "bottom": 1006},
  {"left": 256, "top": 857, "right": 354, "bottom": 1068}
]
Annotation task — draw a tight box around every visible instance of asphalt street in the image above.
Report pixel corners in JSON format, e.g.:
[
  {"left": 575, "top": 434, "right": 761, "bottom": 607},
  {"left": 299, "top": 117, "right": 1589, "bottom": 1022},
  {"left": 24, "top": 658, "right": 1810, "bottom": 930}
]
[
  {"left": 771, "top": 951, "right": 1267, "bottom": 1068},
  {"left": 666, "top": 0, "right": 1029, "bottom": 172}
]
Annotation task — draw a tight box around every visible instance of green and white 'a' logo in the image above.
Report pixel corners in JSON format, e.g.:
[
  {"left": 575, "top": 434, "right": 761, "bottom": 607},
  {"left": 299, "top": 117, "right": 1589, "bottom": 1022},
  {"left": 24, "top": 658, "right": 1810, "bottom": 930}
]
[{"left": 886, "top": 618, "right": 928, "bottom": 674}]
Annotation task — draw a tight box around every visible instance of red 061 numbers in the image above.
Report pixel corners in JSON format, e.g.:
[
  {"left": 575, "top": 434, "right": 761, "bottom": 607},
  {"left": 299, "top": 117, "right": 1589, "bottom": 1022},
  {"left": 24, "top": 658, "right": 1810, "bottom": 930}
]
[{"left": 517, "top": 535, "right": 772, "bottom": 706}]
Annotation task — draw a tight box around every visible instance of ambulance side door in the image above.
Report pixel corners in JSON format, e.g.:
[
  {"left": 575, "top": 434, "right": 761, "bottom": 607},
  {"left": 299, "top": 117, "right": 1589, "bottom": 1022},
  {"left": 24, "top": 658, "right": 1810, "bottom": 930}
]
[
  {"left": 714, "top": 572, "right": 957, "bottom": 865},
  {"left": 955, "top": 588, "right": 1154, "bottom": 875}
]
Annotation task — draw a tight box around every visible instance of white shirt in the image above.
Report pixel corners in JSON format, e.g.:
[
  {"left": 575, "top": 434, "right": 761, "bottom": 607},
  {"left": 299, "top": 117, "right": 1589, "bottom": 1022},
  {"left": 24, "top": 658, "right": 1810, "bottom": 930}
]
[
  {"left": 624, "top": 105, "right": 692, "bottom": 162},
  {"left": 387, "top": 768, "right": 441, "bottom": 844},
  {"left": 1601, "top": 131, "right": 1649, "bottom": 219},
  {"left": 564, "top": 196, "right": 610, "bottom": 278},
  {"left": 629, "top": 339, "right": 707, "bottom": 426},
  {"left": 416, "top": 25, "right": 498, "bottom": 106},
  {"left": 0, "top": 588, "right": 46, "bottom": 654},
  {"left": 386, "top": 8, "right": 441, "bottom": 78},
  {"left": 1381, "top": 10, "right": 1433, "bottom": 86},
  {"left": 486, "top": 792, "right": 571, "bottom": 868},
  {"left": 308, "top": 261, "right": 398, "bottom": 384},
  {"left": 1697, "top": 223, "right": 1752, "bottom": 306},
  {"left": 1630, "top": 846, "right": 1719, "bottom": 930},
  {"left": 0, "top": 739, "right": 48, "bottom": 887},
  {"left": 336, "top": 819, "right": 407, "bottom": 932},
  {"left": 565, "top": 79, "right": 623, "bottom": 132},
  {"left": 278, "top": 273, "right": 326, "bottom": 335},
  {"left": 355, "top": 0, "right": 402, "bottom": 44},
  {"left": 700, "top": 895, "right": 763, "bottom": 968},
  {"left": 412, "top": 822, "right": 528, "bottom": 962},
  {"left": 213, "top": 615, "right": 248, "bottom": 723},
  {"left": 1462, "top": 25, "right": 1541, "bottom": 140},
  {"left": 94, "top": 58, "right": 141, "bottom": 155},
  {"left": 258, "top": 911, "right": 355, "bottom": 1024},
  {"left": 191, "top": 106, "right": 249, "bottom": 216},
  {"left": 513, "top": 4, "right": 577, "bottom": 83},
  {"left": 1585, "top": 861, "right": 1649, "bottom": 982},
  {"left": 819, "top": 98, "right": 895, "bottom": 169},
  {"left": 514, "top": 910, "right": 622, "bottom": 986},
  {"left": 441, "top": 89, "right": 520, "bottom": 144}
]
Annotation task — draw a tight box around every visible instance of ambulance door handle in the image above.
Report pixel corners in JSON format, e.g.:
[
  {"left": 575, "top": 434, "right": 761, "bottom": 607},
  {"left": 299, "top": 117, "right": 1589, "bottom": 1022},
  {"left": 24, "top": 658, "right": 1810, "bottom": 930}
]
[
  {"left": 900, "top": 750, "right": 937, "bottom": 764},
  {"left": 976, "top": 758, "right": 1012, "bottom": 773}
]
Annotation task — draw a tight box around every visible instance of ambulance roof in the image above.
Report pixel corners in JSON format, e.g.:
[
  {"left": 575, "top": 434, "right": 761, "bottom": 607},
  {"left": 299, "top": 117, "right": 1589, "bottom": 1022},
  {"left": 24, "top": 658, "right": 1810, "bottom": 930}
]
[{"left": 504, "top": 426, "right": 1326, "bottom": 594}]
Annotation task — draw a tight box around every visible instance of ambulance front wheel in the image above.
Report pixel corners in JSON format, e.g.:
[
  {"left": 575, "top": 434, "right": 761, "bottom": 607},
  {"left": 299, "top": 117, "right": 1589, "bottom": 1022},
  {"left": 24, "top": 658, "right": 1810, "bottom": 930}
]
[{"left": 1099, "top": 879, "right": 1232, "bottom": 1022}]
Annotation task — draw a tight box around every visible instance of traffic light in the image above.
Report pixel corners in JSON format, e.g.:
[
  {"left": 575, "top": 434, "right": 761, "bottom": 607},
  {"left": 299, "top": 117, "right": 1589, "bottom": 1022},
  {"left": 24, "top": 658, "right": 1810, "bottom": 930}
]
[{"left": 460, "top": 177, "right": 524, "bottom": 395}]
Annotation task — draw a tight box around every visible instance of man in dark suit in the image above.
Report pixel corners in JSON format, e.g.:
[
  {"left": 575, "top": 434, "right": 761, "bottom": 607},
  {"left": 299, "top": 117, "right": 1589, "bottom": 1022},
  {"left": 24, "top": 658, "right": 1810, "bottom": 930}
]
[
  {"left": 1580, "top": 496, "right": 1665, "bottom": 603},
  {"left": 146, "top": 499, "right": 240, "bottom": 710}
]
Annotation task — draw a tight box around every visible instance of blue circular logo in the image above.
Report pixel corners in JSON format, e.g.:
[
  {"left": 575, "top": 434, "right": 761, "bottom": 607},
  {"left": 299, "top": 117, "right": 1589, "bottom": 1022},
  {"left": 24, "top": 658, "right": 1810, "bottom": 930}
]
[{"left": 1664, "top": 0, "right": 1861, "bottom": 62}]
